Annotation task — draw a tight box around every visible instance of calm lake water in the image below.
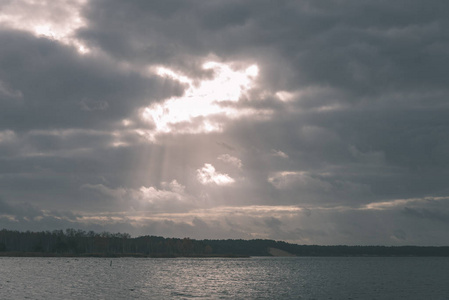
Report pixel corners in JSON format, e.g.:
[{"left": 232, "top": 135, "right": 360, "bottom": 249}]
[{"left": 0, "top": 256, "right": 448, "bottom": 299}]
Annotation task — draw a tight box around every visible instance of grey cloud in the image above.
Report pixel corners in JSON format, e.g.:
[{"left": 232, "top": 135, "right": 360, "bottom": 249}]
[
  {"left": 402, "top": 207, "right": 449, "bottom": 224},
  {"left": 0, "top": 0, "right": 448, "bottom": 245},
  {"left": 79, "top": 0, "right": 449, "bottom": 94},
  {"left": 76, "top": 0, "right": 449, "bottom": 238},
  {"left": 0, "top": 29, "right": 183, "bottom": 132},
  {"left": 216, "top": 141, "right": 236, "bottom": 152},
  {"left": 264, "top": 217, "right": 282, "bottom": 228},
  {"left": 0, "top": 198, "right": 77, "bottom": 221}
]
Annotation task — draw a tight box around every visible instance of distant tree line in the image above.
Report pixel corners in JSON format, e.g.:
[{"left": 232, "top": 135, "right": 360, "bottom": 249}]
[
  {"left": 0, "top": 228, "right": 448, "bottom": 257},
  {"left": 205, "top": 239, "right": 449, "bottom": 257},
  {"left": 0, "top": 229, "right": 210, "bottom": 257}
]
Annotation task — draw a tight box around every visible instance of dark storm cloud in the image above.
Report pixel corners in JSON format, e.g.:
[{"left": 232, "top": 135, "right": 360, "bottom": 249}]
[
  {"left": 1, "top": 0, "right": 448, "bottom": 245},
  {"left": 79, "top": 0, "right": 449, "bottom": 93},
  {"left": 402, "top": 207, "right": 449, "bottom": 224},
  {"left": 0, "top": 26, "right": 185, "bottom": 212},
  {"left": 225, "top": 103, "right": 449, "bottom": 206},
  {"left": 0, "top": 197, "right": 79, "bottom": 223},
  {"left": 0, "top": 29, "right": 183, "bottom": 132}
]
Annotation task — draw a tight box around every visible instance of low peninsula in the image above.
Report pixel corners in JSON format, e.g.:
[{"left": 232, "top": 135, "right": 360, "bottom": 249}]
[{"left": 1, "top": 228, "right": 448, "bottom": 257}]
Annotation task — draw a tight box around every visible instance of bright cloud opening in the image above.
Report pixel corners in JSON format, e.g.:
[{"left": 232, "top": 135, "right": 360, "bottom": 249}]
[
  {"left": 141, "top": 61, "right": 263, "bottom": 138},
  {"left": 197, "top": 163, "right": 235, "bottom": 185},
  {"left": 0, "top": 0, "right": 89, "bottom": 54}
]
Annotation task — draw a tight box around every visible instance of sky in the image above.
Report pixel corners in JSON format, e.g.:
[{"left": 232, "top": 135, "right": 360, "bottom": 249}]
[{"left": 0, "top": 0, "right": 449, "bottom": 246}]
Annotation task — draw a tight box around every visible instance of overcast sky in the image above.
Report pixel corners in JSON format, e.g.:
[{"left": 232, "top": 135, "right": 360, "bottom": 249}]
[{"left": 1, "top": 0, "right": 448, "bottom": 245}]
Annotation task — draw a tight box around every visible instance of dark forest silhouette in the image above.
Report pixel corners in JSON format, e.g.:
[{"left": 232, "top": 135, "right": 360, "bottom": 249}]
[{"left": 1, "top": 228, "right": 448, "bottom": 257}]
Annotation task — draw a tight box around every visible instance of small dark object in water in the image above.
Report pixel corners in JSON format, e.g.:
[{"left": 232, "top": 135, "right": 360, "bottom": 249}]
[{"left": 110, "top": 260, "right": 112, "bottom": 266}]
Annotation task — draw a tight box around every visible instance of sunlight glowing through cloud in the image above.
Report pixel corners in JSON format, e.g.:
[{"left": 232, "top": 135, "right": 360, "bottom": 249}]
[
  {"left": 141, "top": 61, "right": 263, "bottom": 138},
  {"left": 197, "top": 163, "right": 235, "bottom": 185},
  {"left": 362, "top": 196, "right": 449, "bottom": 211},
  {"left": 139, "top": 180, "right": 186, "bottom": 203},
  {"left": 0, "top": 0, "right": 89, "bottom": 53}
]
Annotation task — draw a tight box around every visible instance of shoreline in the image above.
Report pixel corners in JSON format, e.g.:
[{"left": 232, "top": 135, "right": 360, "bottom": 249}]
[
  {"left": 1, "top": 252, "right": 449, "bottom": 258},
  {"left": 0, "top": 252, "right": 250, "bottom": 258}
]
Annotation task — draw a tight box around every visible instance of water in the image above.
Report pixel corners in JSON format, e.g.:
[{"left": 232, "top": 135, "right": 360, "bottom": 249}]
[{"left": 0, "top": 257, "right": 448, "bottom": 299}]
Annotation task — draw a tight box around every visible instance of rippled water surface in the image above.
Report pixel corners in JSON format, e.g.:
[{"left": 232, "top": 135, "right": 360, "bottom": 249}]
[{"left": 1, "top": 256, "right": 448, "bottom": 299}]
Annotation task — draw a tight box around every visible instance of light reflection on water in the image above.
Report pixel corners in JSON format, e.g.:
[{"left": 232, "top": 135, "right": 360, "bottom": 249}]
[{"left": 0, "top": 257, "right": 448, "bottom": 299}]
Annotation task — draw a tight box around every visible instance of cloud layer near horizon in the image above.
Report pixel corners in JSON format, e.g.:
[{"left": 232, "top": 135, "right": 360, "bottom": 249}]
[{"left": 1, "top": 0, "right": 449, "bottom": 245}]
